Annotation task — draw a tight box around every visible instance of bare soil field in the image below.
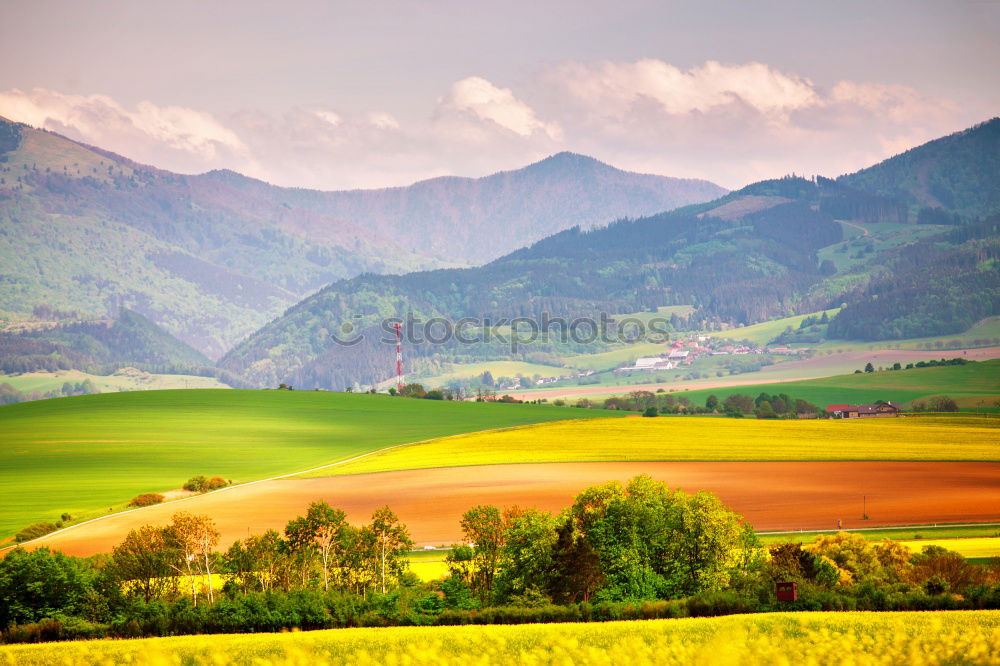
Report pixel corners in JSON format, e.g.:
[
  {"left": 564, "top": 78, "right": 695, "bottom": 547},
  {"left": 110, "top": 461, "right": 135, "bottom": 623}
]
[
  {"left": 22, "top": 461, "right": 1000, "bottom": 556},
  {"left": 508, "top": 346, "right": 1000, "bottom": 400}
]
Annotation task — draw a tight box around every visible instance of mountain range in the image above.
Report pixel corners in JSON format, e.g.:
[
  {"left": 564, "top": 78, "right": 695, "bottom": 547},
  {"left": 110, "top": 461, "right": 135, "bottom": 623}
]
[
  {"left": 218, "top": 119, "right": 1000, "bottom": 390},
  {"left": 2, "top": 116, "right": 998, "bottom": 390},
  {"left": 0, "top": 116, "right": 724, "bottom": 358}
]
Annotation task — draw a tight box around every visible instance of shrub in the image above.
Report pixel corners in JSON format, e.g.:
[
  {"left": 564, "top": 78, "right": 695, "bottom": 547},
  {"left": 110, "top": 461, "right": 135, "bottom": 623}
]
[
  {"left": 129, "top": 493, "right": 165, "bottom": 507},
  {"left": 183, "top": 475, "right": 230, "bottom": 493},
  {"left": 14, "top": 522, "right": 59, "bottom": 543},
  {"left": 183, "top": 475, "right": 208, "bottom": 492},
  {"left": 204, "top": 476, "right": 229, "bottom": 491}
]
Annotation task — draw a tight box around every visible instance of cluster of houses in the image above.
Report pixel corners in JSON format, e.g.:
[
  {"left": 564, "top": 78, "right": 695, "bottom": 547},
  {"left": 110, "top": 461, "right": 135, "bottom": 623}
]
[{"left": 824, "top": 402, "right": 902, "bottom": 418}]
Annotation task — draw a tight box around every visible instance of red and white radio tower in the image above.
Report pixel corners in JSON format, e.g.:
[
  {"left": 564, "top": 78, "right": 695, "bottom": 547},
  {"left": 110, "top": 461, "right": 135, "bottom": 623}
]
[{"left": 394, "top": 322, "right": 404, "bottom": 392}]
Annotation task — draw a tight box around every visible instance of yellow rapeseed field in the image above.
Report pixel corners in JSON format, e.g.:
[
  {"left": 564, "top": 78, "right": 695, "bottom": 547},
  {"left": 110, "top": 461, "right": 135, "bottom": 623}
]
[
  {"left": 303, "top": 415, "right": 1000, "bottom": 477},
  {"left": 2, "top": 611, "right": 998, "bottom": 665},
  {"left": 898, "top": 536, "right": 1000, "bottom": 559}
]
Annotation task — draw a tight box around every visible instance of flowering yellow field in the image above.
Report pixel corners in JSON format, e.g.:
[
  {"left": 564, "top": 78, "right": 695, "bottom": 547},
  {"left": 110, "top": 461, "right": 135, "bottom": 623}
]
[
  {"left": 301, "top": 415, "right": 1000, "bottom": 477},
  {"left": 2, "top": 611, "right": 998, "bottom": 665},
  {"left": 898, "top": 536, "right": 1000, "bottom": 559}
]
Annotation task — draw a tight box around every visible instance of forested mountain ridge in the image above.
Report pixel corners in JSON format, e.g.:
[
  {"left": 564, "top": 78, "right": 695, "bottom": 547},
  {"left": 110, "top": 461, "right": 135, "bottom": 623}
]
[
  {"left": 1, "top": 309, "right": 215, "bottom": 374},
  {"left": 0, "top": 117, "right": 723, "bottom": 359},
  {"left": 838, "top": 117, "right": 1000, "bottom": 220},
  {"left": 219, "top": 184, "right": 845, "bottom": 389},
  {"left": 220, "top": 118, "right": 1000, "bottom": 389}
]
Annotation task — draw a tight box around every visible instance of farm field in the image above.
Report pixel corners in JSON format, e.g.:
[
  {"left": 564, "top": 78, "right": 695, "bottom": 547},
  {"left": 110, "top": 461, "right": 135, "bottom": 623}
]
[
  {"left": 413, "top": 360, "right": 567, "bottom": 386},
  {"left": 26, "top": 460, "right": 1000, "bottom": 555},
  {"left": 307, "top": 415, "right": 1000, "bottom": 477},
  {"left": 757, "top": 523, "right": 1000, "bottom": 544},
  {"left": 673, "top": 359, "right": 1000, "bottom": 411},
  {"left": 0, "top": 390, "right": 619, "bottom": 540},
  {"left": 897, "top": 537, "right": 1000, "bottom": 559},
  {"left": 3, "top": 611, "right": 997, "bottom": 665},
  {"left": 510, "top": 353, "right": 1000, "bottom": 402}
]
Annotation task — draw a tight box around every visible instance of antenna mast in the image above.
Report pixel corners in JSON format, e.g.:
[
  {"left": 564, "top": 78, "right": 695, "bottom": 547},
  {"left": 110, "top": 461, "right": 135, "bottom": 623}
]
[{"left": 394, "top": 322, "right": 404, "bottom": 392}]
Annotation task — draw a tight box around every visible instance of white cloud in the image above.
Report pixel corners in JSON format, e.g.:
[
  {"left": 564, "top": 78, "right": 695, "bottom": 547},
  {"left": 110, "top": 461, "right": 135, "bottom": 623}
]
[
  {"left": 438, "top": 76, "right": 560, "bottom": 139},
  {"left": 552, "top": 59, "right": 819, "bottom": 121},
  {"left": 0, "top": 88, "right": 245, "bottom": 163},
  {"left": 0, "top": 62, "right": 978, "bottom": 191}
]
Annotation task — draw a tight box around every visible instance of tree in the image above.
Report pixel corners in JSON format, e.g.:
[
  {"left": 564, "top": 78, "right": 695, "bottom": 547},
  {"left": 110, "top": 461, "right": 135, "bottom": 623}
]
[
  {"left": 705, "top": 394, "right": 719, "bottom": 411},
  {"left": 547, "top": 519, "right": 602, "bottom": 604},
  {"left": 107, "top": 526, "right": 176, "bottom": 602},
  {"left": 459, "top": 505, "right": 507, "bottom": 603},
  {"left": 305, "top": 501, "right": 348, "bottom": 591},
  {"left": 864, "top": 362, "right": 875, "bottom": 373},
  {"left": 642, "top": 406, "right": 658, "bottom": 417},
  {"left": 224, "top": 529, "right": 284, "bottom": 594},
  {"left": 723, "top": 394, "right": 754, "bottom": 414},
  {"left": 284, "top": 516, "right": 317, "bottom": 589},
  {"left": 0, "top": 548, "right": 96, "bottom": 626},
  {"left": 566, "top": 476, "right": 761, "bottom": 601},
  {"left": 369, "top": 506, "right": 413, "bottom": 594},
  {"left": 495, "top": 509, "right": 558, "bottom": 602},
  {"left": 164, "top": 512, "right": 220, "bottom": 605}
]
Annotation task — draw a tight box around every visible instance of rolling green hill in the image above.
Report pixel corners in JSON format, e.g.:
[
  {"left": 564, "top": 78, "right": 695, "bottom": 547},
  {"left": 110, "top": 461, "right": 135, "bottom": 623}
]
[
  {"left": 0, "top": 389, "right": 620, "bottom": 539},
  {"left": 672, "top": 359, "right": 1000, "bottom": 411}
]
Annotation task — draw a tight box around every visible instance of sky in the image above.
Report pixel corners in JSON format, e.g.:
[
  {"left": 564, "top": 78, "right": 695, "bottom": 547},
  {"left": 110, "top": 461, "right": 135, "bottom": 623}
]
[{"left": 0, "top": 0, "right": 997, "bottom": 190}]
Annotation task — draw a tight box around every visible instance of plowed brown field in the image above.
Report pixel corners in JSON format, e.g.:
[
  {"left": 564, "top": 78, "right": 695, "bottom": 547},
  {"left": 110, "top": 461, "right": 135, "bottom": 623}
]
[{"left": 22, "top": 461, "right": 1000, "bottom": 556}]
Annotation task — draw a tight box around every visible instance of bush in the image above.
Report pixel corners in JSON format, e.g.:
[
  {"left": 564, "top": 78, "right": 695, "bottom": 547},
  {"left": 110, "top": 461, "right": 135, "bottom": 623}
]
[
  {"left": 183, "top": 475, "right": 208, "bottom": 492},
  {"left": 14, "top": 522, "right": 59, "bottom": 543},
  {"left": 204, "top": 476, "right": 229, "bottom": 491},
  {"left": 129, "top": 493, "right": 165, "bottom": 507},
  {"left": 183, "top": 475, "right": 230, "bottom": 493}
]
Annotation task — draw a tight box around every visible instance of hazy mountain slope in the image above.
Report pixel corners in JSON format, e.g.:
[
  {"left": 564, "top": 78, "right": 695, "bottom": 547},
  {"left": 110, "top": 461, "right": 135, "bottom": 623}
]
[
  {"left": 207, "top": 152, "right": 727, "bottom": 264},
  {"left": 219, "top": 180, "right": 843, "bottom": 389},
  {"left": 220, "top": 118, "right": 1000, "bottom": 389},
  {"left": 0, "top": 118, "right": 724, "bottom": 358},
  {"left": 839, "top": 117, "right": 1000, "bottom": 219}
]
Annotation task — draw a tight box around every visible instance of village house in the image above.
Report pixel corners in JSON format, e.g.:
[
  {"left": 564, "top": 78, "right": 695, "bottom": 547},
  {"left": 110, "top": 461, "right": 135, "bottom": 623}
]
[{"left": 825, "top": 402, "right": 902, "bottom": 418}]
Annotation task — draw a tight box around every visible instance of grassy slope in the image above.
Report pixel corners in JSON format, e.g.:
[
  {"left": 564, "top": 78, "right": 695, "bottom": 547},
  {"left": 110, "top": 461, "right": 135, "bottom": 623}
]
[
  {"left": 0, "top": 370, "right": 231, "bottom": 393},
  {"left": 673, "top": 359, "right": 1000, "bottom": 409},
  {"left": 301, "top": 414, "right": 1000, "bottom": 478},
  {"left": 0, "top": 390, "right": 619, "bottom": 538},
  {"left": 705, "top": 308, "right": 842, "bottom": 346}
]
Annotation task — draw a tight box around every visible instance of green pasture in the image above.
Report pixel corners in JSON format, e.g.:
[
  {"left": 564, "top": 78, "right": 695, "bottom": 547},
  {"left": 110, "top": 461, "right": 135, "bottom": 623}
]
[
  {"left": 0, "top": 390, "right": 617, "bottom": 540},
  {"left": 671, "top": 359, "right": 1000, "bottom": 410}
]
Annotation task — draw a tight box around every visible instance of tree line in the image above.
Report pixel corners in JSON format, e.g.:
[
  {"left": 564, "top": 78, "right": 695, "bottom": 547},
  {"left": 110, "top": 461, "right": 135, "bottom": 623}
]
[{"left": 3, "top": 476, "right": 999, "bottom": 645}]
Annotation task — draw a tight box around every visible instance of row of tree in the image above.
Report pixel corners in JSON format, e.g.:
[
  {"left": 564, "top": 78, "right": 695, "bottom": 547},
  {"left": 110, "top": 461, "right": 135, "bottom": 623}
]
[{"left": 2, "top": 476, "right": 999, "bottom": 643}]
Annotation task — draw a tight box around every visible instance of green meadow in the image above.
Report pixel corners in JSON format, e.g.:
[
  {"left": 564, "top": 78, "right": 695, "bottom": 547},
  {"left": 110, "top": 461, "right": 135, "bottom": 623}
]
[
  {"left": 0, "top": 390, "right": 617, "bottom": 540},
  {"left": 671, "top": 359, "right": 1000, "bottom": 410}
]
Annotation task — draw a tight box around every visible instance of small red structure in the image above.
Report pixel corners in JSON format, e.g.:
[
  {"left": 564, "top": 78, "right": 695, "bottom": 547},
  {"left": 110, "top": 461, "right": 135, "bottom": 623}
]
[{"left": 776, "top": 582, "right": 798, "bottom": 602}]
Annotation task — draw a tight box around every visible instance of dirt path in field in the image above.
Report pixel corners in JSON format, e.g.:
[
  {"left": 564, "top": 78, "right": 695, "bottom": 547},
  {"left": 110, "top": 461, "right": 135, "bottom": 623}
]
[
  {"left": 23, "top": 462, "right": 1000, "bottom": 555},
  {"left": 507, "top": 347, "right": 1000, "bottom": 400}
]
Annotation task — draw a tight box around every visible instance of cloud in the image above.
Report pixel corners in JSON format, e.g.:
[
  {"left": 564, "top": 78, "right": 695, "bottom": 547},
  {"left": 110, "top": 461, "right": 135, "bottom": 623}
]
[
  {"left": 0, "top": 62, "right": 978, "bottom": 191},
  {"left": 0, "top": 88, "right": 245, "bottom": 165},
  {"left": 552, "top": 59, "right": 819, "bottom": 121},
  {"left": 437, "top": 76, "right": 561, "bottom": 139}
]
